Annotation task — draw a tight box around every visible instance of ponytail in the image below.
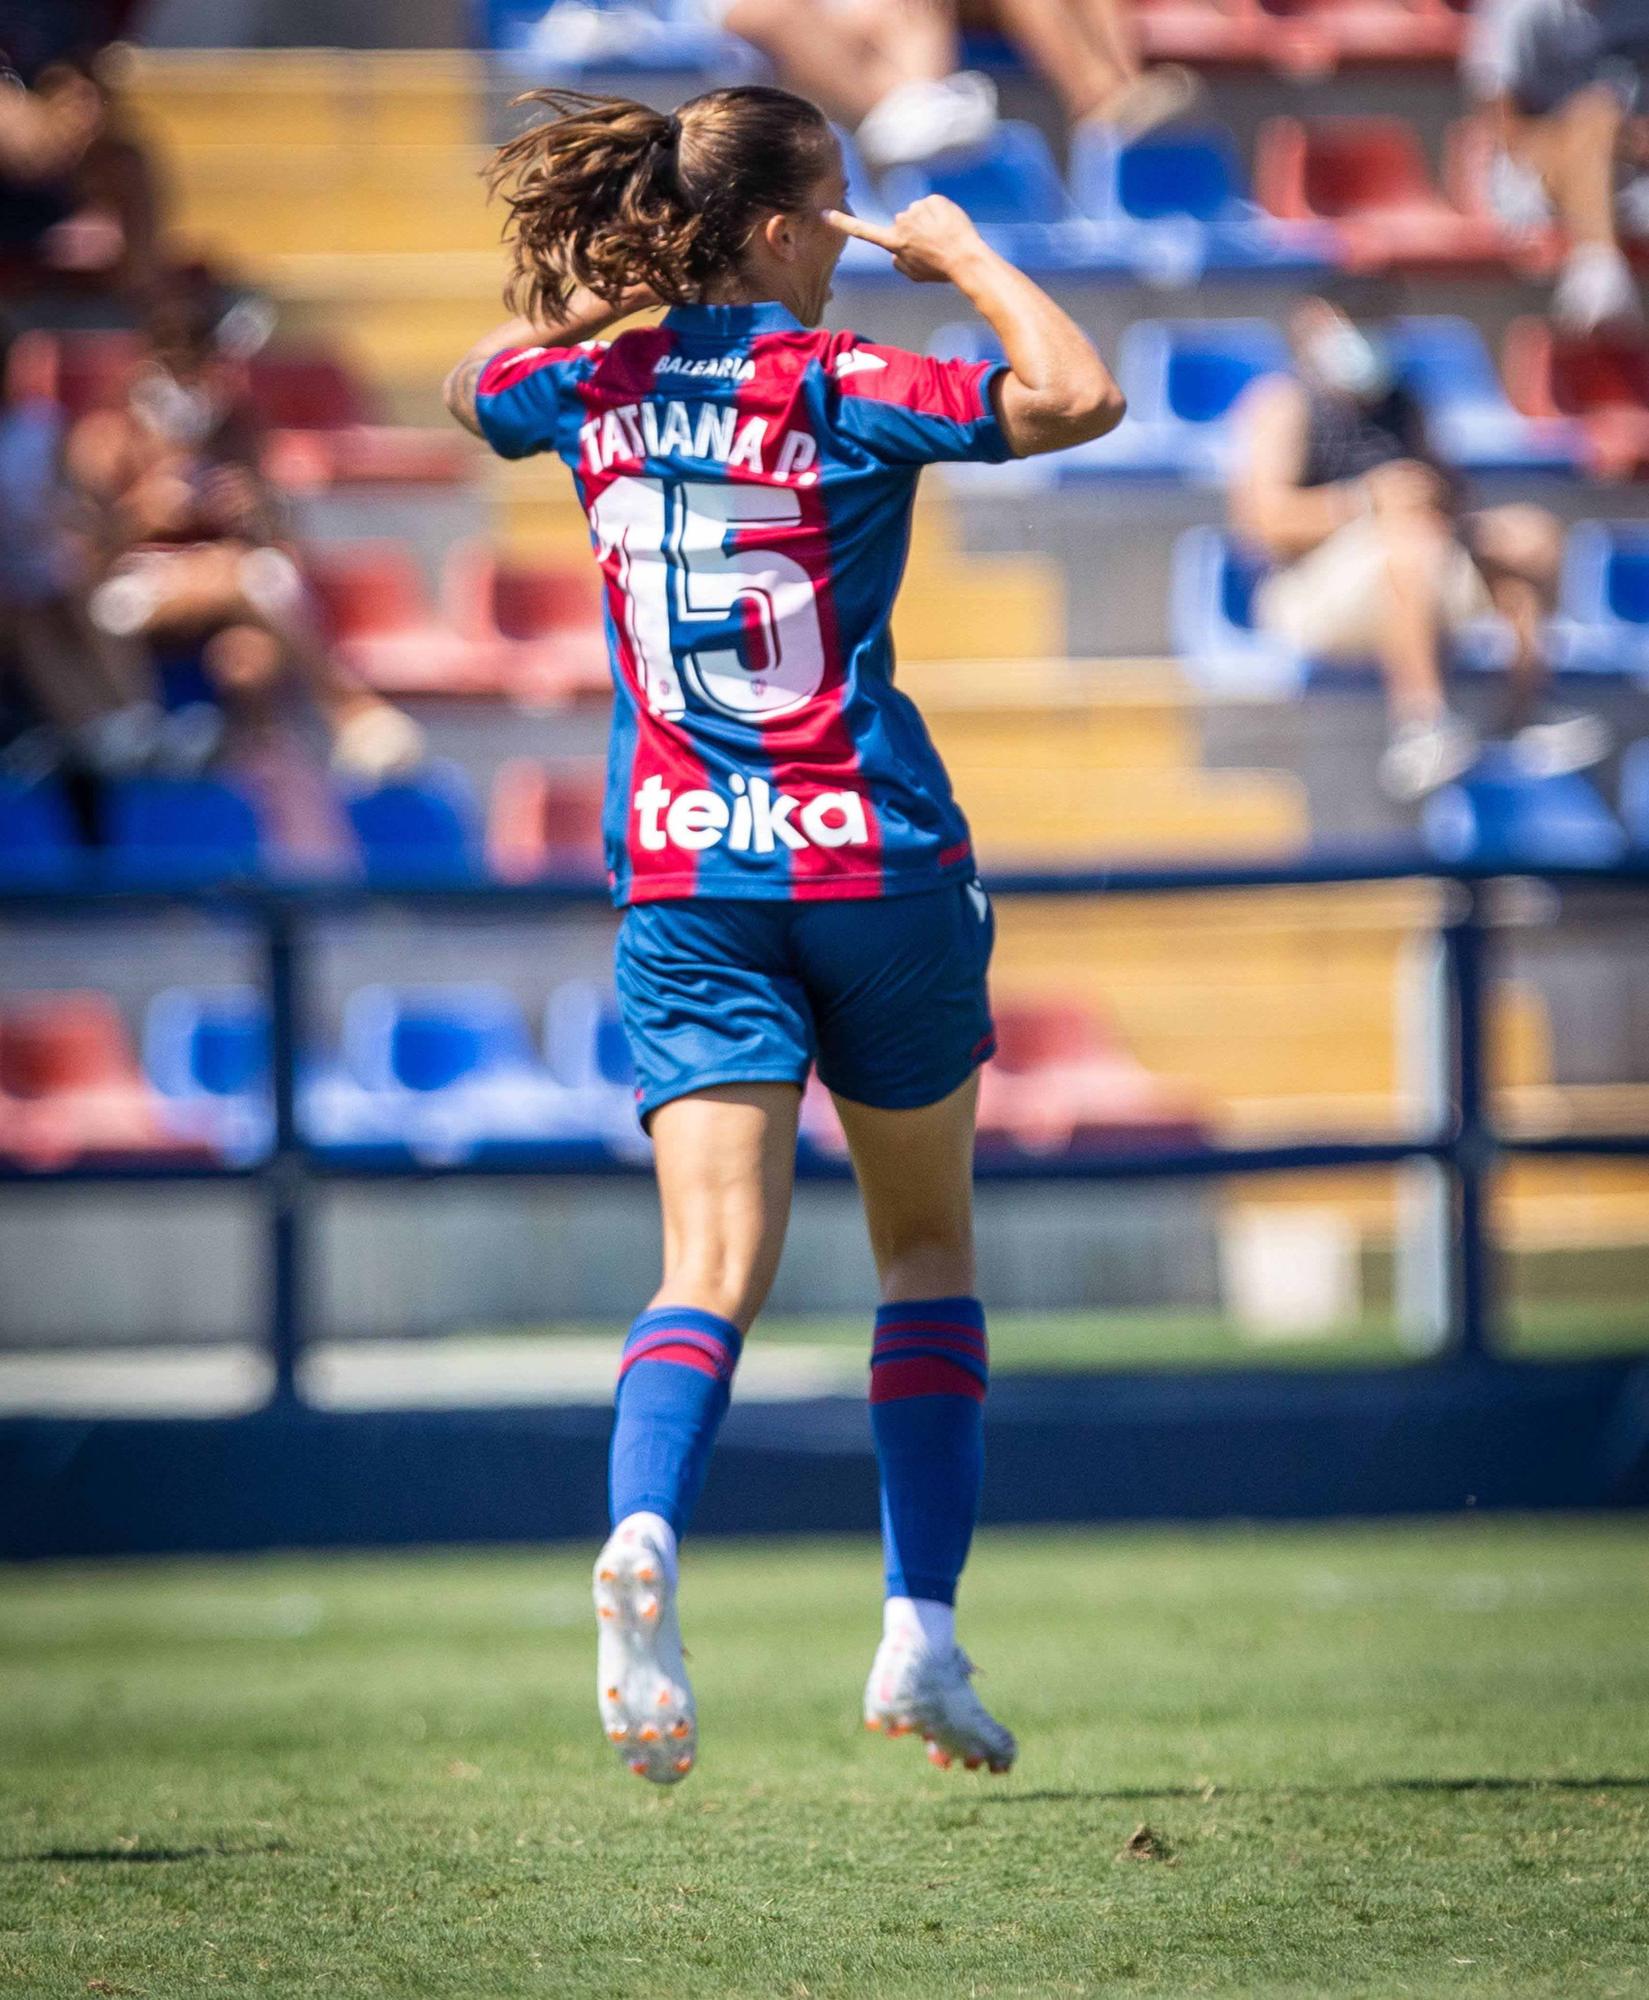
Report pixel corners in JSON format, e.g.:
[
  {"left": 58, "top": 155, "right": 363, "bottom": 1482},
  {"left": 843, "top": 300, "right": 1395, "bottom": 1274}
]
[{"left": 487, "top": 85, "right": 834, "bottom": 320}]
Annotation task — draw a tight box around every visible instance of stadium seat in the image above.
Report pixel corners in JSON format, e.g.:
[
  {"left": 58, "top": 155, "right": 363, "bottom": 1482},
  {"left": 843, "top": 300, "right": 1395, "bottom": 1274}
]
[
  {"left": 1132, "top": 0, "right": 1273, "bottom": 66},
  {"left": 486, "top": 759, "right": 607, "bottom": 882},
  {"left": 484, "top": 0, "right": 754, "bottom": 76},
  {"left": 442, "top": 543, "right": 609, "bottom": 705},
  {"left": 0, "top": 777, "right": 80, "bottom": 882},
  {"left": 142, "top": 987, "right": 273, "bottom": 1162},
  {"left": 1068, "top": 126, "right": 1334, "bottom": 279},
  {"left": 1384, "top": 317, "right": 1578, "bottom": 473},
  {"left": 305, "top": 542, "right": 498, "bottom": 696},
  {"left": 1619, "top": 738, "right": 1649, "bottom": 846},
  {"left": 343, "top": 761, "right": 484, "bottom": 882},
  {"left": 54, "top": 330, "right": 142, "bottom": 418},
  {"left": 1255, "top": 117, "right": 1509, "bottom": 269},
  {"left": 882, "top": 124, "right": 1111, "bottom": 271},
  {"left": 249, "top": 349, "right": 372, "bottom": 429},
  {"left": 314, "top": 982, "right": 584, "bottom": 1161},
  {"left": 1063, "top": 322, "right": 1289, "bottom": 481},
  {"left": 977, "top": 1000, "right": 1208, "bottom": 1155},
  {"left": 1421, "top": 750, "right": 1626, "bottom": 866},
  {"left": 1555, "top": 523, "right": 1649, "bottom": 678},
  {"left": 1169, "top": 526, "right": 1303, "bottom": 692},
  {"left": 543, "top": 981, "right": 636, "bottom": 1093},
  {"left": 1501, "top": 318, "right": 1649, "bottom": 480},
  {"left": 1256, "top": 0, "right": 1464, "bottom": 67},
  {"left": 104, "top": 776, "right": 265, "bottom": 883},
  {"left": 0, "top": 992, "right": 195, "bottom": 1166}
]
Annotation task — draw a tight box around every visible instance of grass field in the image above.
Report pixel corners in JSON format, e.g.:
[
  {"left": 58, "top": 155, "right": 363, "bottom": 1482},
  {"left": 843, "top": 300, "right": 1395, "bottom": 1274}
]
[{"left": 4, "top": 1520, "right": 1647, "bottom": 1999}]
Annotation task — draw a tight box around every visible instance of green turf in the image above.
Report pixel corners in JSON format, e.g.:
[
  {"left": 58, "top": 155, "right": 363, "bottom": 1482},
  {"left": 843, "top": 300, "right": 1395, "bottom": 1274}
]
[{"left": 4, "top": 1522, "right": 1647, "bottom": 1999}]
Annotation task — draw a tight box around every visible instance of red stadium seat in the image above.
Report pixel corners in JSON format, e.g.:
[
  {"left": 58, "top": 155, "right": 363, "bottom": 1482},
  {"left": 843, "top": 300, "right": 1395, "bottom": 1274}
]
[
  {"left": 1257, "top": 0, "right": 1463, "bottom": 67},
  {"left": 1255, "top": 117, "right": 1510, "bottom": 269},
  {"left": 0, "top": 993, "right": 207, "bottom": 1167},
  {"left": 251, "top": 350, "right": 474, "bottom": 492},
  {"left": 977, "top": 1000, "right": 1208, "bottom": 1156},
  {"left": 442, "top": 544, "right": 610, "bottom": 706},
  {"left": 1133, "top": 0, "right": 1273, "bottom": 67},
  {"left": 1502, "top": 317, "right": 1649, "bottom": 478},
  {"left": 54, "top": 331, "right": 143, "bottom": 418},
  {"left": 304, "top": 542, "right": 501, "bottom": 696},
  {"left": 249, "top": 349, "right": 374, "bottom": 429},
  {"left": 486, "top": 759, "right": 607, "bottom": 880}
]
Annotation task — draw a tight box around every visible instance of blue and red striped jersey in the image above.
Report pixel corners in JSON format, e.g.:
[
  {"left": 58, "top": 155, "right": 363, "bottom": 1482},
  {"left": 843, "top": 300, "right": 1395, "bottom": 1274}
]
[{"left": 473, "top": 300, "right": 1011, "bottom": 905}]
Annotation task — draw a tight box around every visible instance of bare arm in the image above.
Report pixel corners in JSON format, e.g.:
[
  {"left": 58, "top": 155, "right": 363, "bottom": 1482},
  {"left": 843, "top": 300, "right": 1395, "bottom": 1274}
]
[
  {"left": 826, "top": 199, "right": 1125, "bottom": 455},
  {"left": 1229, "top": 376, "right": 1363, "bottom": 561},
  {"left": 443, "top": 286, "right": 655, "bottom": 438}
]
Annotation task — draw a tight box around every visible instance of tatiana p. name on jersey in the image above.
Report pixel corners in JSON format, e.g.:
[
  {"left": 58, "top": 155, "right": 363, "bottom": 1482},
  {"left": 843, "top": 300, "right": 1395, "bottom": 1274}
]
[{"left": 473, "top": 300, "right": 1012, "bottom": 906}]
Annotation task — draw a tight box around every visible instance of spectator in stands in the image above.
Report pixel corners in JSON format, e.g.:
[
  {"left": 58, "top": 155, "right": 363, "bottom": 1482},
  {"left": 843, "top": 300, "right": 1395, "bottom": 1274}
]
[
  {"left": 718, "top": 0, "right": 1000, "bottom": 167},
  {"left": 1231, "top": 288, "right": 1606, "bottom": 801},
  {"left": 985, "top": 0, "right": 1200, "bottom": 136},
  {"left": 1463, "top": 0, "right": 1649, "bottom": 331},
  {"left": 0, "top": 315, "right": 161, "bottom": 784},
  {"left": 720, "top": 0, "right": 1196, "bottom": 160},
  {"left": 66, "top": 268, "right": 426, "bottom": 785},
  {"left": 0, "top": 48, "right": 161, "bottom": 303}
]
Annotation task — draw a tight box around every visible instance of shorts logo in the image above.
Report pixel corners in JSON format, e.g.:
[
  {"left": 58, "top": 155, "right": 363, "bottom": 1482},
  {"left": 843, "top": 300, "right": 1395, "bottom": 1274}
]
[
  {"left": 966, "top": 879, "right": 989, "bottom": 922},
  {"left": 634, "top": 772, "right": 870, "bottom": 855}
]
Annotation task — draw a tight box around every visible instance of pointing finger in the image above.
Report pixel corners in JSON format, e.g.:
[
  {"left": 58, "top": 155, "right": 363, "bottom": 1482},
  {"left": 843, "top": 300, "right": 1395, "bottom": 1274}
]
[{"left": 823, "top": 208, "right": 898, "bottom": 251}]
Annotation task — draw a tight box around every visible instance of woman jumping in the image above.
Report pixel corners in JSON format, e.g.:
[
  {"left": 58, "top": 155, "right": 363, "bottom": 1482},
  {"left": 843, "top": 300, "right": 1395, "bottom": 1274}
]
[{"left": 445, "top": 85, "right": 1123, "bottom": 1784}]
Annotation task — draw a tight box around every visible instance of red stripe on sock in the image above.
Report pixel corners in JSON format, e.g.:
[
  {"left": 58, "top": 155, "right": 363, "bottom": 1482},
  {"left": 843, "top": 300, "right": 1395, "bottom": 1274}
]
[
  {"left": 619, "top": 1340, "right": 726, "bottom": 1381},
  {"left": 869, "top": 1356, "right": 987, "bottom": 1404}
]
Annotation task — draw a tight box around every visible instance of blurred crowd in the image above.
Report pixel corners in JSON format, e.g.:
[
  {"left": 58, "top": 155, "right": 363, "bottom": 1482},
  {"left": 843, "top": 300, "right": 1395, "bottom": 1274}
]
[{"left": 0, "top": 1, "right": 422, "bottom": 855}]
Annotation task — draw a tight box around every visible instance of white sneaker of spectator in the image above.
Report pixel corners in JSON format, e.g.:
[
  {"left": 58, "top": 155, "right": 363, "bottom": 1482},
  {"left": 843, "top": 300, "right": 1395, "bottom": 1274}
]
[
  {"left": 1379, "top": 712, "right": 1479, "bottom": 803},
  {"left": 1511, "top": 708, "right": 1612, "bottom": 779},
  {"left": 1552, "top": 243, "right": 1642, "bottom": 335},
  {"left": 855, "top": 72, "right": 997, "bottom": 171}
]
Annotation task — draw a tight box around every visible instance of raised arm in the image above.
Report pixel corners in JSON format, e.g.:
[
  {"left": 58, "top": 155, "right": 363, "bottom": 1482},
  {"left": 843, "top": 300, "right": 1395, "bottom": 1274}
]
[
  {"left": 825, "top": 198, "right": 1124, "bottom": 456},
  {"left": 442, "top": 284, "right": 655, "bottom": 438}
]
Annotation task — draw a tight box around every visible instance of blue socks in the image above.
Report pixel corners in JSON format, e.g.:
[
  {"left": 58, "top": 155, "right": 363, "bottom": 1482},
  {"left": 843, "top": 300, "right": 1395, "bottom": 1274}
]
[
  {"left": 868, "top": 1296, "right": 989, "bottom": 1606},
  {"left": 608, "top": 1305, "right": 743, "bottom": 1534},
  {"left": 607, "top": 1293, "right": 988, "bottom": 1611}
]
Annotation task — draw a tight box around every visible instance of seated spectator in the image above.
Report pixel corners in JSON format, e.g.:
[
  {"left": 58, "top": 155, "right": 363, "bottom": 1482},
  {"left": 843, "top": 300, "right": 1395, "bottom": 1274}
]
[
  {"left": 720, "top": 0, "right": 1195, "bottom": 161},
  {"left": 0, "top": 316, "right": 160, "bottom": 786},
  {"left": 0, "top": 49, "right": 160, "bottom": 304},
  {"left": 1231, "top": 288, "right": 1606, "bottom": 801},
  {"left": 980, "top": 0, "right": 1200, "bottom": 137},
  {"left": 66, "top": 267, "right": 426, "bottom": 786},
  {"left": 1463, "top": 0, "right": 1649, "bottom": 331},
  {"left": 717, "top": 0, "right": 999, "bottom": 167}
]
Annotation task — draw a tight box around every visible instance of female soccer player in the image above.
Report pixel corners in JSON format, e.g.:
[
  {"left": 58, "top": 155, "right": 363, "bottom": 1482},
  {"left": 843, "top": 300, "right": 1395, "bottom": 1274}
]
[{"left": 445, "top": 85, "right": 1123, "bottom": 1784}]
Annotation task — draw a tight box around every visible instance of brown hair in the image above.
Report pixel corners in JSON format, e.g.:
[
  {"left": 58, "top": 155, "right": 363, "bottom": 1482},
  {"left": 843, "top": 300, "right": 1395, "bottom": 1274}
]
[{"left": 486, "top": 85, "right": 835, "bottom": 320}]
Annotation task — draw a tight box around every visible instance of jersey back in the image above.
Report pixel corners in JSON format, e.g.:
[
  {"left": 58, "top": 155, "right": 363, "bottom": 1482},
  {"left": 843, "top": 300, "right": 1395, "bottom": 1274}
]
[{"left": 473, "top": 300, "right": 1011, "bottom": 904}]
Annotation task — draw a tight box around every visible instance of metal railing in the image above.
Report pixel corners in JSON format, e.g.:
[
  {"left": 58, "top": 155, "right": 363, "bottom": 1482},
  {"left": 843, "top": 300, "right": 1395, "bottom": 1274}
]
[{"left": 3, "top": 852, "right": 1648, "bottom": 1406}]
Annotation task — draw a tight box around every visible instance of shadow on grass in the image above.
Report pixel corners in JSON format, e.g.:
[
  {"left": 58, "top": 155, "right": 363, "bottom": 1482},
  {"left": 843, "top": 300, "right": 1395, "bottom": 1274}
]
[
  {"left": 982, "top": 1776, "right": 1649, "bottom": 1807},
  {"left": 5, "top": 1843, "right": 288, "bottom": 1865}
]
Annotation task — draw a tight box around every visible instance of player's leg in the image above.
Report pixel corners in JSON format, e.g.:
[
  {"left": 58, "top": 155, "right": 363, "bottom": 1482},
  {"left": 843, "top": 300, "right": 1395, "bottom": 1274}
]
[
  {"left": 799, "top": 879, "right": 1015, "bottom": 1772},
  {"left": 596, "top": 902, "right": 811, "bottom": 1783}
]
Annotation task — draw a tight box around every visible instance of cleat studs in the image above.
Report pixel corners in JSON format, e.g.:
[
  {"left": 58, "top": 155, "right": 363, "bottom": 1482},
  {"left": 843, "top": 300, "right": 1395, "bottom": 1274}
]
[
  {"left": 674, "top": 1756, "right": 693, "bottom": 1774},
  {"left": 607, "top": 1727, "right": 627, "bottom": 1742},
  {"left": 864, "top": 1718, "right": 881, "bottom": 1731},
  {"left": 598, "top": 1606, "right": 616, "bottom": 1620},
  {"left": 629, "top": 1759, "right": 649, "bottom": 1776},
  {"left": 670, "top": 1720, "right": 690, "bottom": 1738},
  {"left": 638, "top": 1596, "right": 658, "bottom": 1620},
  {"left": 637, "top": 1565, "right": 656, "bottom": 1584},
  {"left": 926, "top": 1743, "right": 953, "bottom": 1769},
  {"left": 964, "top": 1757, "right": 983, "bottom": 1771},
  {"left": 606, "top": 1686, "right": 620, "bottom": 1701},
  {"left": 656, "top": 1690, "right": 671, "bottom": 1707},
  {"left": 638, "top": 1725, "right": 660, "bottom": 1742},
  {"left": 597, "top": 1568, "right": 615, "bottom": 1582}
]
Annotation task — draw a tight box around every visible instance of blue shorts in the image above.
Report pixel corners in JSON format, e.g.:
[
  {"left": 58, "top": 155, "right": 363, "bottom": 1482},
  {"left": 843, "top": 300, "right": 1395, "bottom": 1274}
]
[{"left": 615, "top": 880, "right": 996, "bottom": 1124}]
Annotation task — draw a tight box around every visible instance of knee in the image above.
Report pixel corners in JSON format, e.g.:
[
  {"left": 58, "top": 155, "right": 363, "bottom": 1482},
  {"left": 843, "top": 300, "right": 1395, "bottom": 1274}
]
[
  {"left": 874, "top": 1225, "right": 976, "bottom": 1306},
  {"left": 720, "top": 0, "right": 794, "bottom": 42},
  {"left": 1482, "top": 506, "right": 1565, "bottom": 587},
  {"left": 203, "top": 622, "right": 282, "bottom": 697},
  {"left": 1558, "top": 83, "right": 1626, "bottom": 147},
  {"left": 1378, "top": 514, "right": 1454, "bottom": 589}
]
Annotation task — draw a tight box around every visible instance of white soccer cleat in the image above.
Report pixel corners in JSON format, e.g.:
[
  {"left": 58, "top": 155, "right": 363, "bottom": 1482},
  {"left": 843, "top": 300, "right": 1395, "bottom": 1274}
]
[
  {"left": 593, "top": 1520, "right": 695, "bottom": 1785},
  {"left": 863, "top": 1636, "right": 1017, "bottom": 1774}
]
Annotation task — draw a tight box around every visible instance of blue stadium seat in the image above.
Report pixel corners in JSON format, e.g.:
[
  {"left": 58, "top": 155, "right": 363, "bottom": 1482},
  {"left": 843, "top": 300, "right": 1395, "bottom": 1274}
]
[
  {"left": 344, "top": 761, "right": 481, "bottom": 882},
  {"left": 105, "top": 776, "right": 264, "bottom": 883},
  {"left": 1421, "top": 750, "right": 1626, "bottom": 866},
  {"left": 481, "top": 0, "right": 754, "bottom": 75},
  {"left": 1063, "top": 320, "right": 1289, "bottom": 481},
  {"left": 314, "top": 983, "right": 584, "bottom": 1161},
  {"left": 143, "top": 987, "right": 273, "bottom": 1162},
  {"left": 1068, "top": 126, "right": 1335, "bottom": 280},
  {"left": 1385, "top": 318, "right": 1579, "bottom": 475},
  {"left": 883, "top": 124, "right": 1115, "bottom": 272},
  {"left": 1555, "top": 523, "right": 1649, "bottom": 677},
  {"left": 0, "top": 776, "right": 79, "bottom": 882},
  {"left": 1619, "top": 739, "right": 1649, "bottom": 847},
  {"left": 1168, "top": 526, "right": 1304, "bottom": 694}
]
